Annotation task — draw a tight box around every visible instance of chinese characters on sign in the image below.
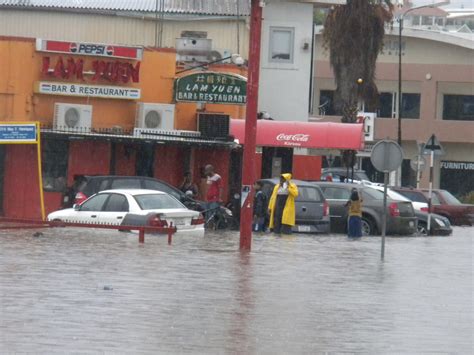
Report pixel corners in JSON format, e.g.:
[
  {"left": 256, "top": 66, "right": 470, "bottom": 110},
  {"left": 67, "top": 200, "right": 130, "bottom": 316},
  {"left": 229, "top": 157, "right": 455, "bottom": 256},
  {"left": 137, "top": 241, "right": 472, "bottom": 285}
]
[{"left": 175, "top": 72, "right": 247, "bottom": 105}]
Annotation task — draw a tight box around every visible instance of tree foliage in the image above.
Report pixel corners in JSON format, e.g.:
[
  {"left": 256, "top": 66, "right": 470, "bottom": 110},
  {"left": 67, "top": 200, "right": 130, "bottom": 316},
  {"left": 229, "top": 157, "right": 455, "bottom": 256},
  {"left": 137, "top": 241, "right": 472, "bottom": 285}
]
[{"left": 323, "top": 0, "right": 393, "bottom": 123}]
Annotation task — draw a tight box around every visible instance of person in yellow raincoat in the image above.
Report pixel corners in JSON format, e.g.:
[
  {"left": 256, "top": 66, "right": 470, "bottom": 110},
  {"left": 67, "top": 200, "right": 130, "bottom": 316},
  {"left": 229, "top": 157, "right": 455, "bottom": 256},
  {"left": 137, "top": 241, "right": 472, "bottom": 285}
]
[{"left": 268, "top": 173, "right": 298, "bottom": 234}]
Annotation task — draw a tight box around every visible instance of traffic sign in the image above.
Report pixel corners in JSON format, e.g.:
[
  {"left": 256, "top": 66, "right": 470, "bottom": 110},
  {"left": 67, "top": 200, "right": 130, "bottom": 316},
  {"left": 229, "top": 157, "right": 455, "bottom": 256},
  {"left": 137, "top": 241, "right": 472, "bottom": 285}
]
[
  {"left": 410, "top": 155, "right": 426, "bottom": 172},
  {"left": 370, "top": 140, "right": 404, "bottom": 173},
  {"left": 422, "top": 134, "right": 445, "bottom": 156}
]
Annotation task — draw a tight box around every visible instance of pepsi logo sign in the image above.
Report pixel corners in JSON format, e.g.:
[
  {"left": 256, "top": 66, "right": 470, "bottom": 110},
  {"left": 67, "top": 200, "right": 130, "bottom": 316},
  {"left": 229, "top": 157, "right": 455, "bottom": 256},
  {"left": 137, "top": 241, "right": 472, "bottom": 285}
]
[
  {"left": 106, "top": 46, "right": 114, "bottom": 56},
  {"left": 69, "top": 43, "right": 78, "bottom": 53}
]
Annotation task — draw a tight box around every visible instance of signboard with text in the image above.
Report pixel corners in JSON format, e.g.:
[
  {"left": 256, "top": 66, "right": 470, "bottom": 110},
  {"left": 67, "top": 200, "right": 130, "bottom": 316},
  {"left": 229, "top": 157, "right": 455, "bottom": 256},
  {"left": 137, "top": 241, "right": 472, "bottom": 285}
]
[
  {"left": 0, "top": 123, "right": 37, "bottom": 143},
  {"left": 35, "top": 81, "right": 141, "bottom": 100},
  {"left": 175, "top": 72, "right": 247, "bottom": 105},
  {"left": 357, "top": 112, "right": 375, "bottom": 142},
  {"left": 36, "top": 38, "right": 143, "bottom": 60}
]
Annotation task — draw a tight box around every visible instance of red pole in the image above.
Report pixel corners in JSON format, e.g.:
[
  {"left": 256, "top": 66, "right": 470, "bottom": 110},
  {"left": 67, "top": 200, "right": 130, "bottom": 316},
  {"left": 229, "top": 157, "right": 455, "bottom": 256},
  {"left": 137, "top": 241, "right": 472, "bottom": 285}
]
[
  {"left": 139, "top": 229, "right": 145, "bottom": 243},
  {"left": 239, "top": 0, "right": 263, "bottom": 251}
]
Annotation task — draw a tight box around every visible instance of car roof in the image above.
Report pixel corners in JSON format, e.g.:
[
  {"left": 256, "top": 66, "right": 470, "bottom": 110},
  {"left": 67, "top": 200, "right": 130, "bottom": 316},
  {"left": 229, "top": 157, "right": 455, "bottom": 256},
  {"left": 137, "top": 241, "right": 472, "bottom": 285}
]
[
  {"left": 83, "top": 175, "right": 157, "bottom": 180},
  {"left": 312, "top": 181, "right": 365, "bottom": 189},
  {"left": 259, "top": 178, "right": 322, "bottom": 188},
  {"left": 322, "top": 168, "right": 366, "bottom": 172},
  {"left": 100, "top": 189, "right": 167, "bottom": 196}
]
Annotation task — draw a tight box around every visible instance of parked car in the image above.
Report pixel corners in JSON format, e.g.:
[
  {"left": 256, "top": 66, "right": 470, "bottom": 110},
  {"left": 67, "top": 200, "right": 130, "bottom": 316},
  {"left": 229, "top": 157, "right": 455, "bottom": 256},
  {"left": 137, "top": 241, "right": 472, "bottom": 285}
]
[
  {"left": 365, "top": 185, "right": 451, "bottom": 236},
  {"left": 321, "top": 167, "right": 371, "bottom": 182},
  {"left": 63, "top": 175, "right": 205, "bottom": 212},
  {"left": 367, "top": 184, "right": 428, "bottom": 212},
  {"left": 258, "top": 179, "right": 330, "bottom": 234},
  {"left": 392, "top": 187, "right": 474, "bottom": 226},
  {"left": 312, "top": 182, "right": 417, "bottom": 236},
  {"left": 49, "top": 189, "right": 205, "bottom": 236}
]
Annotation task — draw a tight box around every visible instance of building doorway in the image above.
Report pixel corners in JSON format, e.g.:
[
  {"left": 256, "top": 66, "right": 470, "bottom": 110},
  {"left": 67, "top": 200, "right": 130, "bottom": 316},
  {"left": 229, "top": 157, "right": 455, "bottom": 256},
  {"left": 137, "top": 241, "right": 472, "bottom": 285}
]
[
  {"left": 261, "top": 147, "right": 293, "bottom": 179},
  {"left": 136, "top": 143, "right": 155, "bottom": 177}
]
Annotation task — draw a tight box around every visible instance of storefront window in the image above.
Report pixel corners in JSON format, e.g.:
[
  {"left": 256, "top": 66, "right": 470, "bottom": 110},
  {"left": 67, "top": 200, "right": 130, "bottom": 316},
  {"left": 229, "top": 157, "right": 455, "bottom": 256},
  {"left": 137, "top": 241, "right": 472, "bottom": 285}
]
[
  {"left": 440, "top": 160, "right": 474, "bottom": 197},
  {"left": 319, "top": 90, "right": 336, "bottom": 115},
  {"left": 269, "top": 27, "right": 295, "bottom": 64},
  {"left": 42, "top": 139, "right": 69, "bottom": 192},
  {"left": 442, "top": 95, "right": 474, "bottom": 121}
]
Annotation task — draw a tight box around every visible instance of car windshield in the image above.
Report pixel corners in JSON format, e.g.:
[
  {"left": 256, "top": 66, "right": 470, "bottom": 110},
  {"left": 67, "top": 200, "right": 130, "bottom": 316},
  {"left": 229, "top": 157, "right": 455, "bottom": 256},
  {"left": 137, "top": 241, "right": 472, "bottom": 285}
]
[
  {"left": 362, "top": 188, "right": 384, "bottom": 200},
  {"left": 134, "top": 194, "right": 185, "bottom": 210},
  {"left": 387, "top": 190, "right": 410, "bottom": 201},
  {"left": 397, "top": 190, "right": 428, "bottom": 203},
  {"left": 439, "top": 190, "right": 462, "bottom": 205}
]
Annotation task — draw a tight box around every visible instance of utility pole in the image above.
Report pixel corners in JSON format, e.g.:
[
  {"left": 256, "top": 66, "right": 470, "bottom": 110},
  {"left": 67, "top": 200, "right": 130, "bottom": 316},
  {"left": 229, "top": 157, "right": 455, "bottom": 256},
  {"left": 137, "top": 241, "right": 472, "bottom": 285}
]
[{"left": 239, "top": 0, "right": 263, "bottom": 251}]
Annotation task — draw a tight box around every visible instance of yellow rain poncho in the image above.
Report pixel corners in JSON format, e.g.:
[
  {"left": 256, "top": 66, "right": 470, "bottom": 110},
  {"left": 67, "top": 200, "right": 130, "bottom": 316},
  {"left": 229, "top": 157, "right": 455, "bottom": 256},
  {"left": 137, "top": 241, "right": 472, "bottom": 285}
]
[{"left": 268, "top": 173, "right": 298, "bottom": 228}]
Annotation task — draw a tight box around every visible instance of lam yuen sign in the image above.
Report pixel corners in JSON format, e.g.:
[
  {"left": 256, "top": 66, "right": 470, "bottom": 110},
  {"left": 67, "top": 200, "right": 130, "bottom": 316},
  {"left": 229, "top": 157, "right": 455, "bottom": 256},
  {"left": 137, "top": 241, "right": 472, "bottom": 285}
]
[{"left": 175, "top": 72, "right": 247, "bottom": 105}]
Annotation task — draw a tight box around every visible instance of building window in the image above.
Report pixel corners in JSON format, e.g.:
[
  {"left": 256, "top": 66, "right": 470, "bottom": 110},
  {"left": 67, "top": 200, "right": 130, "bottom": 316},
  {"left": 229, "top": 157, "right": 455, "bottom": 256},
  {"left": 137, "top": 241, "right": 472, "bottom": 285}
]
[
  {"left": 443, "top": 95, "right": 474, "bottom": 121},
  {"left": 42, "top": 139, "right": 69, "bottom": 192},
  {"left": 377, "top": 92, "right": 420, "bottom": 119},
  {"left": 422, "top": 16, "right": 433, "bottom": 26},
  {"left": 269, "top": 27, "right": 295, "bottom": 64},
  {"left": 319, "top": 90, "right": 336, "bottom": 115},
  {"left": 378, "top": 92, "right": 395, "bottom": 118}
]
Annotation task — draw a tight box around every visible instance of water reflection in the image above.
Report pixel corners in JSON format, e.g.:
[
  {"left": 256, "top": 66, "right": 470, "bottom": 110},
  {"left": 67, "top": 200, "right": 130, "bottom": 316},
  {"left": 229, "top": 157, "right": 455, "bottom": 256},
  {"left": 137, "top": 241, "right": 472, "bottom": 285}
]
[{"left": 0, "top": 227, "right": 472, "bottom": 353}]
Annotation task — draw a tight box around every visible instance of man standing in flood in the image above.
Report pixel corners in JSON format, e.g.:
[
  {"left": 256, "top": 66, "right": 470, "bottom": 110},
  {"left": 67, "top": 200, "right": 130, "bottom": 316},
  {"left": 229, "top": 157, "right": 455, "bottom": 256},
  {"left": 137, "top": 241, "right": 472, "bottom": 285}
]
[{"left": 268, "top": 173, "right": 298, "bottom": 235}]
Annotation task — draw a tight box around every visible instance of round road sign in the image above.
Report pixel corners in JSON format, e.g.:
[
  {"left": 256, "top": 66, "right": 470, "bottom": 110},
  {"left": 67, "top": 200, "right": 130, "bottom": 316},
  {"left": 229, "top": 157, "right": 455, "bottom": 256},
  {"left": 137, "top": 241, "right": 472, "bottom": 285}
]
[
  {"left": 410, "top": 155, "right": 426, "bottom": 172},
  {"left": 370, "top": 140, "right": 403, "bottom": 173}
]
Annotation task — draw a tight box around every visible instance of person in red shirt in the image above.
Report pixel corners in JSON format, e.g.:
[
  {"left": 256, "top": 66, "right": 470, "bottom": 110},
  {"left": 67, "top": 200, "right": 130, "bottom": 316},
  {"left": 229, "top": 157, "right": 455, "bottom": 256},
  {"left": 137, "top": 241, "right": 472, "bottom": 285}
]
[{"left": 205, "top": 164, "right": 223, "bottom": 203}]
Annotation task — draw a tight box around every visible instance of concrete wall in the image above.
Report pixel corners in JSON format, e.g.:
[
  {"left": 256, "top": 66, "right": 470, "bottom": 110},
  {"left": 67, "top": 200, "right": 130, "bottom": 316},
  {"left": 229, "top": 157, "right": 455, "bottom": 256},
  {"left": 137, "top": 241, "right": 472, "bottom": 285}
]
[
  {"left": 0, "top": 9, "right": 250, "bottom": 58},
  {"left": 258, "top": 2, "right": 313, "bottom": 122}
]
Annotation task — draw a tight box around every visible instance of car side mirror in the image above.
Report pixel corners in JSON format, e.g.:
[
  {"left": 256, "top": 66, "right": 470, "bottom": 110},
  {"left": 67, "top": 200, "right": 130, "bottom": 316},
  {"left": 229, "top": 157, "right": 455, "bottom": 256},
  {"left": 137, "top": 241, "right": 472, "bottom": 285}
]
[{"left": 73, "top": 204, "right": 80, "bottom": 211}]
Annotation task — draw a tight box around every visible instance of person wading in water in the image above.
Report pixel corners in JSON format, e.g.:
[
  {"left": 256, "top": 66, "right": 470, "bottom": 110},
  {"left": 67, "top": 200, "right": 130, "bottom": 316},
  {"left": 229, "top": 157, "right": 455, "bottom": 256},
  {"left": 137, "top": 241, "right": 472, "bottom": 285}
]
[{"left": 268, "top": 173, "right": 298, "bottom": 235}]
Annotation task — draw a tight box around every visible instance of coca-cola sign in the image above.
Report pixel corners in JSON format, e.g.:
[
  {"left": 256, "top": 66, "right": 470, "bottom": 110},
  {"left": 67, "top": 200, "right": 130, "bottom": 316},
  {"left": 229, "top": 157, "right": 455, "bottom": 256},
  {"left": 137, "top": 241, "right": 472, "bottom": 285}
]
[{"left": 276, "top": 133, "right": 310, "bottom": 146}]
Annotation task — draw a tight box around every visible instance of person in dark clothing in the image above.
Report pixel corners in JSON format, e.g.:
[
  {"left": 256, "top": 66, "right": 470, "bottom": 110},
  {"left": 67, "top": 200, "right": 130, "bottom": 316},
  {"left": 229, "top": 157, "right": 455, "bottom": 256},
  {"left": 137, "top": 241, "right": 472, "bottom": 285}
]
[
  {"left": 178, "top": 171, "right": 199, "bottom": 198},
  {"left": 253, "top": 181, "right": 268, "bottom": 232}
]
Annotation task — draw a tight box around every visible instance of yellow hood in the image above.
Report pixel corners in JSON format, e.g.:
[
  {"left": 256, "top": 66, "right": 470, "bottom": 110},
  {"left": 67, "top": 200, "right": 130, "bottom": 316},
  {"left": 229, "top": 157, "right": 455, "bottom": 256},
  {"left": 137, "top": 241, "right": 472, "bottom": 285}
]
[{"left": 281, "top": 173, "right": 292, "bottom": 181}]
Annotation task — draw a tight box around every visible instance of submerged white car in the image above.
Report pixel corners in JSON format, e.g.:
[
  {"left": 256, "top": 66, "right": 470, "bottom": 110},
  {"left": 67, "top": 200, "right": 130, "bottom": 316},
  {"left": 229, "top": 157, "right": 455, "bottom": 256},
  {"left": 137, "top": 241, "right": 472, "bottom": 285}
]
[{"left": 47, "top": 189, "right": 205, "bottom": 237}]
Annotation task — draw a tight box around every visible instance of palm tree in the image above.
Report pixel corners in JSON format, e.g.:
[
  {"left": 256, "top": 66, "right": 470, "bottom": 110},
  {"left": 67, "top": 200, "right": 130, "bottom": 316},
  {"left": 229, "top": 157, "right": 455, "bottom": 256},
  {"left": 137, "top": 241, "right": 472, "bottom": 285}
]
[{"left": 323, "top": 0, "right": 393, "bottom": 169}]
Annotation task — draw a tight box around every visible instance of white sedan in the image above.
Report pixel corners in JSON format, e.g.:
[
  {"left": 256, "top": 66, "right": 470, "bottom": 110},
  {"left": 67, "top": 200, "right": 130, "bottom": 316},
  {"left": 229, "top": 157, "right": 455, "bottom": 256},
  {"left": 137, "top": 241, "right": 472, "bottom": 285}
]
[{"left": 47, "top": 189, "right": 205, "bottom": 237}]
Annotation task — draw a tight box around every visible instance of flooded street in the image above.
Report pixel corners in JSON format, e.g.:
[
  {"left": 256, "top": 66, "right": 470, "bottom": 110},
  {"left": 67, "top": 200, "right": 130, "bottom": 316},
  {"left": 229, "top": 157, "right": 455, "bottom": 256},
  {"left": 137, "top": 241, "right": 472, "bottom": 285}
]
[{"left": 1, "top": 227, "right": 473, "bottom": 353}]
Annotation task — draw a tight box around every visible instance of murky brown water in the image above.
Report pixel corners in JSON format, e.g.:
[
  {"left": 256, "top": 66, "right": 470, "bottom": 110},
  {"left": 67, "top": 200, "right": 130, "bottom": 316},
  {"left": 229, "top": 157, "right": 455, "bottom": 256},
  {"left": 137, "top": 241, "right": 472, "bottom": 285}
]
[{"left": 1, "top": 227, "right": 473, "bottom": 353}]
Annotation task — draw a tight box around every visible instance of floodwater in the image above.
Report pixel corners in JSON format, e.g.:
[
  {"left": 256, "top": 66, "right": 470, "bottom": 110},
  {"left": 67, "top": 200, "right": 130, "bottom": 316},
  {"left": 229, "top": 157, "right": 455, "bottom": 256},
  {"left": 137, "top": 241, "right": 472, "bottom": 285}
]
[{"left": 0, "top": 227, "right": 472, "bottom": 354}]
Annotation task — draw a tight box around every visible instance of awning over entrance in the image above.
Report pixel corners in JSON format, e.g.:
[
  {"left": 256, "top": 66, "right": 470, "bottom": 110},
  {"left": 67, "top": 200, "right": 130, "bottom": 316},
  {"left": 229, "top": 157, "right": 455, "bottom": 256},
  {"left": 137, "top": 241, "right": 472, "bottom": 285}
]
[{"left": 230, "top": 119, "right": 365, "bottom": 150}]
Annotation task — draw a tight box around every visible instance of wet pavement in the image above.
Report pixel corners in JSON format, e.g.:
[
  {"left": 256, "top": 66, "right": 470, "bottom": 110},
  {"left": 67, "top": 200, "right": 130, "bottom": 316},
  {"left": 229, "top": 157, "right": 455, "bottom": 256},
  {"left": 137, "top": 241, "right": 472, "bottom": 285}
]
[{"left": 0, "top": 227, "right": 473, "bottom": 353}]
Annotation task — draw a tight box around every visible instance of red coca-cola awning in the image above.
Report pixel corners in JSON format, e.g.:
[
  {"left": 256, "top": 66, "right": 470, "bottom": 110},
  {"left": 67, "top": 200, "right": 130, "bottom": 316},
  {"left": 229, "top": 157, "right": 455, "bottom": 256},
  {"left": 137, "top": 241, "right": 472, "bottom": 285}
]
[{"left": 230, "top": 119, "right": 365, "bottom": 150}]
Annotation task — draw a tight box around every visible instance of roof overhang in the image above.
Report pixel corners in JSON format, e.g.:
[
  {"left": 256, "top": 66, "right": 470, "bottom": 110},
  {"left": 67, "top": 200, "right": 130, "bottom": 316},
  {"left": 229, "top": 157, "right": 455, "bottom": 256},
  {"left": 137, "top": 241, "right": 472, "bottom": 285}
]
[{"left": 230, "top": 119, "right": 365, "bottom": 150}]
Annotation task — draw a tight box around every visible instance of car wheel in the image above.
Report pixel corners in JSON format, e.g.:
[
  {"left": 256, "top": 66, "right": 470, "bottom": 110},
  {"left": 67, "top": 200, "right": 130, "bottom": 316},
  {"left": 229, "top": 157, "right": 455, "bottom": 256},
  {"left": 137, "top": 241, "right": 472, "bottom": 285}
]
[
  {"left": 361, "top": 218, "right": 375, "bottom": 236},
  {"left": 417, "top": 221, "right": 428, "bottom": 236}
]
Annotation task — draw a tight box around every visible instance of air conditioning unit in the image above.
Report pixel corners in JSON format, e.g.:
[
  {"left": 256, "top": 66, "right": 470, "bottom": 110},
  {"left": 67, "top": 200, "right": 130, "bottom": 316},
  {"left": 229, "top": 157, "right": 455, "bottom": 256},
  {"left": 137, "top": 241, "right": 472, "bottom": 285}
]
[
  {"left": 176, "top": 37, "right": 213, "bottom": 63},
  {"left": 135, "top": 103, "right": 175, "bottom": 131},
  {"left": 206, "top": 49, "right": 232, "bottom": 63},
  {"left": 54, "top": 103, "right": 92, "bottom": 131},
  {"left": 197, "top": 112, "right": 230, "bottom": 139}
]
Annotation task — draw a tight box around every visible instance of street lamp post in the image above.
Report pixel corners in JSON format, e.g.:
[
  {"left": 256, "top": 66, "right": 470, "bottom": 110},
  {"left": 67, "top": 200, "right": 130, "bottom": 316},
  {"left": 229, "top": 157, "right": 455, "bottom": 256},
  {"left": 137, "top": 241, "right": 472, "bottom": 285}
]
[{"left": 396, "top": 1, "right": 448, "bottom": 185}]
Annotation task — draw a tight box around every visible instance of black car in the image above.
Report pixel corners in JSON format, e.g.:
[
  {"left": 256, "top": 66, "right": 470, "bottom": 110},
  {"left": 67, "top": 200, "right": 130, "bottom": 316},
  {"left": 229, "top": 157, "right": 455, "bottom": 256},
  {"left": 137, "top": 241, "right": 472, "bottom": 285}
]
[
  {"left": 258, "top": 179, "right": 330, "bottom": 234},
  {"left": 414, "top": 210, "right": 452, "bottom": 236},
  {"left": 63, "top": 175, "right": 205, "bottom": 211},
  {"left": 312, "top": 182, "right": 417, "bottom": 236}
]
